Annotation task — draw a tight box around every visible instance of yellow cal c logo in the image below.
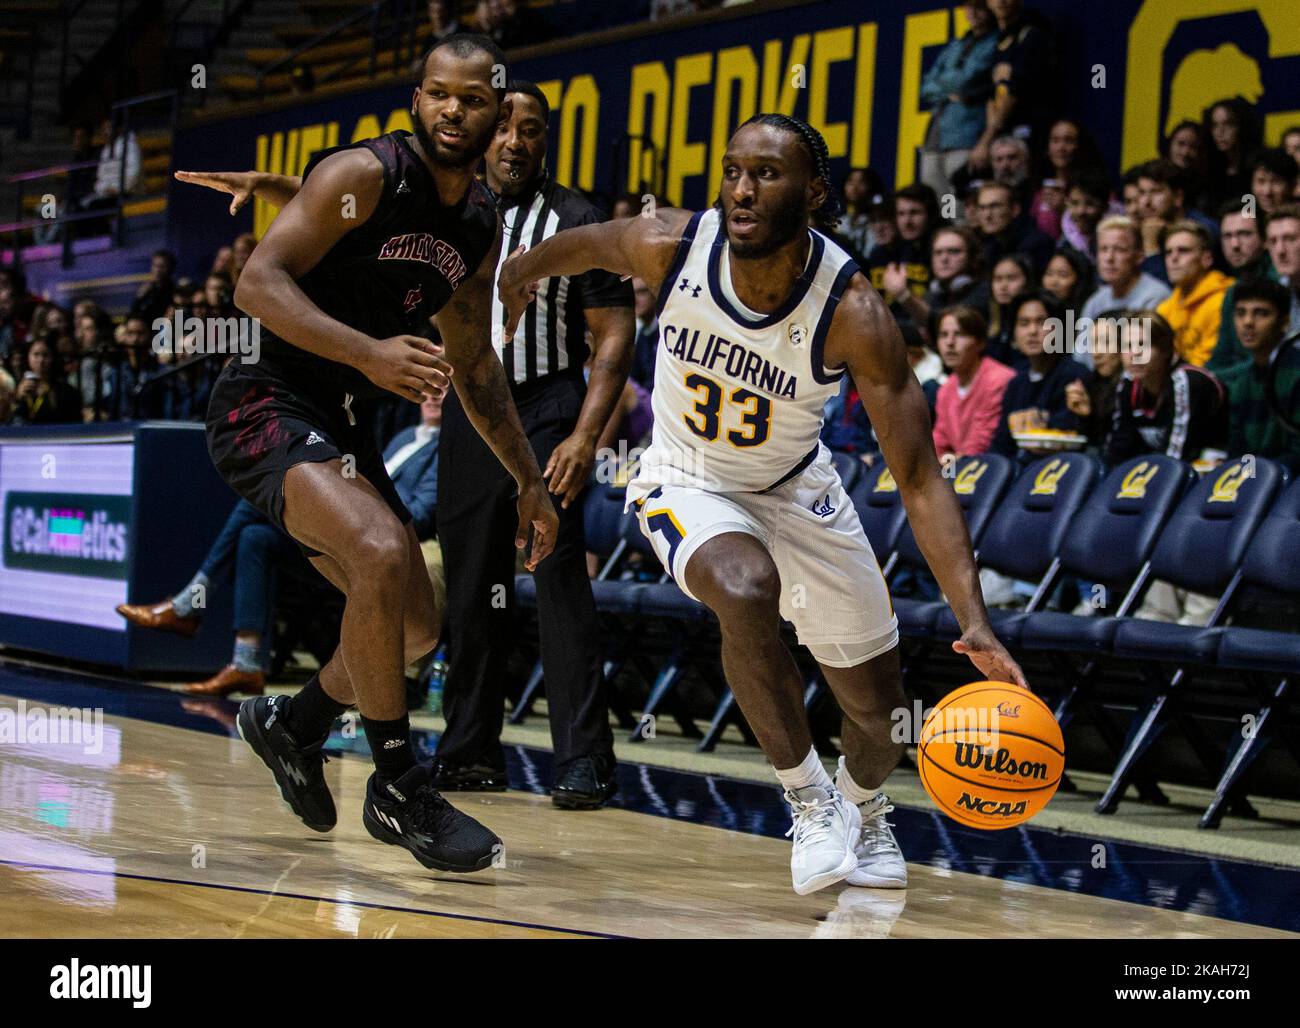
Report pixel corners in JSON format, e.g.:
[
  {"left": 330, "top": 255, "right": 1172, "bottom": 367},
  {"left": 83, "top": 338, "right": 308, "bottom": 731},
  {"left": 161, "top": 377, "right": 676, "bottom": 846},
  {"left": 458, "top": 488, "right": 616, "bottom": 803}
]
[
  {"left": 1209, "top": 462, "right": 1251, "bottom": 503},
  {"left": 1118, "top": 462, "right": 1160, "bottom": 500},
  {"left": 1030, "top": 459, "right": 1070, "bottom": 496},
  {"left": 954, "top": 461, "right": 987, "bottom": 496}
]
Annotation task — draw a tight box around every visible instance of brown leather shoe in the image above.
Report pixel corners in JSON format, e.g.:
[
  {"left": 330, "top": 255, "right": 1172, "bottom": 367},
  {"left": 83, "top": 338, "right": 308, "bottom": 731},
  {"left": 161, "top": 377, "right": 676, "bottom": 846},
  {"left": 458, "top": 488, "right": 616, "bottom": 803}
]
[
  {"left": 116, "top": 598, "right": 201, "bottom": 638},
  {"left": 184, "top": 665, "right": 265, "bottom": 697}
]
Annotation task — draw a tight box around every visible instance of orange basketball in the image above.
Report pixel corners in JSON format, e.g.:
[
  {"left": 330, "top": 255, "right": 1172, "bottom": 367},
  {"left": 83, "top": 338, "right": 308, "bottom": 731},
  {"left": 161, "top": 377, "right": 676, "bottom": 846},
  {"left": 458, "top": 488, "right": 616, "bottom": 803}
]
[{"left": 916, "top": 681, "right": 1065, "bottom": 830}]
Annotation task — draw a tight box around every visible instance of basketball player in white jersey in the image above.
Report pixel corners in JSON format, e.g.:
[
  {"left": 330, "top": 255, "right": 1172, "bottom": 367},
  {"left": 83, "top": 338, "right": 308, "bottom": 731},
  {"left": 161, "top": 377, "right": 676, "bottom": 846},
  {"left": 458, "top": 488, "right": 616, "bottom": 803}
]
[{"left": 499, "top": 114, "right": 1027, "bottom": 896}]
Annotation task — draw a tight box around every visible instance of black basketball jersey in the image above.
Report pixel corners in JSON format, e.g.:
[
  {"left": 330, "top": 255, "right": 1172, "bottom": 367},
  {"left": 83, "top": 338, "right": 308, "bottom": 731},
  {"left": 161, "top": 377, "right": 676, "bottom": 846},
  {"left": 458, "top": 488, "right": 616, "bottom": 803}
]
[{"left": 255, "top": 130, "right": 498, "bottom": 399}]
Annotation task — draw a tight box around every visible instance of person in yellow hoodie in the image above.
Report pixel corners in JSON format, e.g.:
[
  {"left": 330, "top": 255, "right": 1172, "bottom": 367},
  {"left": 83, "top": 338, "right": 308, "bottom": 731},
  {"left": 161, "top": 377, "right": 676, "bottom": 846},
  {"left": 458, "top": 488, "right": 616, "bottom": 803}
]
[{"left": 1156, "top": 220, "right": 1234, "bottom": 365}]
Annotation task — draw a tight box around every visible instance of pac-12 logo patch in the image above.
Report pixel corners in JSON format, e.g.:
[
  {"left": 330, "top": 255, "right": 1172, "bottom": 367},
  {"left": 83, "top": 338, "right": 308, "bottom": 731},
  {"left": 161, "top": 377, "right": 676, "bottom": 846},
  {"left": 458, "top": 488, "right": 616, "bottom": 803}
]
[{"left": 788, "top": 322, "right": 808, "bottom": 347}]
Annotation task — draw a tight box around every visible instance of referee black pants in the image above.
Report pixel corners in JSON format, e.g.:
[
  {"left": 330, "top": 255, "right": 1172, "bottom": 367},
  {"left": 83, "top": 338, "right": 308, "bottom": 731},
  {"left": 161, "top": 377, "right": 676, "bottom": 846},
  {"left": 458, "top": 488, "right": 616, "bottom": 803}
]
[{"left": 434, "top": 370, "right": 612, "bottom": 772}]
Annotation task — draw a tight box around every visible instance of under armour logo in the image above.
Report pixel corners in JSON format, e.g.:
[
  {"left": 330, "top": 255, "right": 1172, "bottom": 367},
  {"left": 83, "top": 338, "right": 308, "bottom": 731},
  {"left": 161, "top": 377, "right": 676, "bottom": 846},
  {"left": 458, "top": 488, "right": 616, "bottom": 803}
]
[
  {"left": 279, "top": 756, "right": 308, "bottom": 787},
  {"left": 811, "top": 494, "right": 836, "bottom": 518},
  {"left": 678, "top": 277, "right": 701, "bottom": 298},
  {"left": 403, "top": 285, "right": 422, "bottom": 313},
  {"left": 395, "top": 177, "right": 411, "bottom": 196}
]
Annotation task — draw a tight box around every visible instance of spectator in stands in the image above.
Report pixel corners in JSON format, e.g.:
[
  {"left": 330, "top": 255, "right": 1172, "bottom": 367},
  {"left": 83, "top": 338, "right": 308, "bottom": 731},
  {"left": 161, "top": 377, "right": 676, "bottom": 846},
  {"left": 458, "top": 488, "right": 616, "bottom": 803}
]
[
  {"left": 932, "top": 305, "right": 1016, "bottom": 457},
  {"left": 130, "top": 249, "right": 177, "bottom": 326},
  {"left": 0, "top": 268, "right": 40, "bottom": 325},
  {"left": 0, "top": 375, "right": 13, "bottom": 424},
  {"left": 868, "top": 183, "right": 939, "bottom": 306},
  {"left": 106, "top": 314, "right": 160, "bottom": 420},
  {"left": 1041, "top": 248, "right": 1094, "bottom": 321},
  {"left": 117, "top": 496, "right": 298, "bottom": 696},
  {"left": 985, "top": 252, "right": 1033, "bottom": 368},
  {"left": 0, "top": 286, "right": 28, "bottom": 358},
  {"left": 989, "top": 290, "right": 1089, "bottom": 460},
  {"left": 1059, "top": 167, "right": 1117, "bottom": 262},
  {"left": 1266, "top": 204, "right": 1300, "bottom": 333},
  {"left": 988, "top": 135, "right": 1032, "bottom": 199},
  {"left": 974, "top": 180, "right": 1054, "bottom": 274},
  {"left": 835, "top": 167, "right": 886, "bottom": 257},
  {"left": 893, "top": 225, "right": 989, "bottom": 332},
  {"left": 1031, "top": 119, "right": 1103, "bottom": 239},
  {"left": 591, "top": 348, "right": 652, "bottom": 457},
  {"left": 903, "top": 320, "right": 947, "bottom": 411},
  {"left": 28, "top": 303, "right": 71, "bottom": 349},
  {"left": 1221, "top": 277, "right": 1300, "bottom": 470},
  {"left": 426, "top": 0, "right": 462, "bottom": 42},
  {"left": 1284, "top": 126, "right": 1300, "bottom": 169},
  {"left": 628, "top": 276, "right": 658, "bottom": 389},
  {"left": 917, "top": 0, "right": 998, "bottom": 200},
  {"left": 229, "top": 232, "right": 256, "bottom": 286},
  {"left": 1203, "top": 98, "right": 1262, "bottom": 210},
  {"left": 478, "top": 0, "right": 552, "bottom": 50},
  {"left": 970, "top": 0, "right": 1057, "bottom": 164},
  {"left": 204, "top": 272, "right": 234, "bottom": 316},
  {"left": 84, "top": 116, "right": 142, "bottom": 210},
  {"left": 1119, "top": 166, "right": 1143, "bottom": 219},
  {"left": 210, "top": 246, "right": 234, "bottom": 278},
  {"left": 820, "top": 375, "right": 878, "bottom": 463},
  {"left": 1156, "top": 221, "right": 1234, "bottom": 366},
  {"left": 866, "top": 194, "right": 897, "bottom": 252},
  {"left": 1104, "top": 310, "right": 1227, "bottom": 465},
  {"left": 1247, "top": 147, "right": 1299, "bottom": 218},
  {"left": 1135, "top": 159, "right": 1218, "bottom": 284},
  {"left": 1209, "top": 202, "right": 1276, "bottom": 373},
  {"left": 1064, "top": 328, "right": 1122, "bottom": 448},
  {"left": 12, "top": 339, "right": 81, "bottom": 424},
  {"left": 1079, "top": 216, "right": 1170, "bottom": 367},
  {"left": 75, "top": 309, "right": 114, "bottom": 420},
  {"left": 1162, "top": 119, "right": 1212, "bottom": 209}
]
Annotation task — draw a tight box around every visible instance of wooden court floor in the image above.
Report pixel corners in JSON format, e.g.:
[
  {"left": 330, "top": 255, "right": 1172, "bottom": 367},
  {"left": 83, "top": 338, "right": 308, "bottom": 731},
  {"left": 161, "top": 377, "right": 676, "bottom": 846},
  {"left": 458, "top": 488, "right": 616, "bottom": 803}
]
[{"left": 0, "top": 692, "right": 1294, "bottom": 939}]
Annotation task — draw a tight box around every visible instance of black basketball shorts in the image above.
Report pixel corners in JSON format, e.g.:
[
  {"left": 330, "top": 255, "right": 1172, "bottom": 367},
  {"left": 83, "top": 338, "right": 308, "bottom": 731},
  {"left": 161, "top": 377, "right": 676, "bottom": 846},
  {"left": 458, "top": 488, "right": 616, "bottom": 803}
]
[{"left": 205, "top": 361, "right": 410, "bottom": 556}]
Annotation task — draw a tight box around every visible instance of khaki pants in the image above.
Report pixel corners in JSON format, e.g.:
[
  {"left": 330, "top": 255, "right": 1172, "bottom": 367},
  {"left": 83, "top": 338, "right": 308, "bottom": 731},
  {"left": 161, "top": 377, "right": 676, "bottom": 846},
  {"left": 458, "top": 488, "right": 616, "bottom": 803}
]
[{"left": 919, "top": 148, "right": 971, "bottom": 207}]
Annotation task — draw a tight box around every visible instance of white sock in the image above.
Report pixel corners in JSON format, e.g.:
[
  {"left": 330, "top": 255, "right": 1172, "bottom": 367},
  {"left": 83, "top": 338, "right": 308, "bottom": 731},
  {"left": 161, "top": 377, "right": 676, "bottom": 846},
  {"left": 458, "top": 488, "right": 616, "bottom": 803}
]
[
  {"left": 774, "top": 747, "right": 833, "bottom": 793},
  {"left": 835, "top": 756, "right": 879, "bottom": 807}
]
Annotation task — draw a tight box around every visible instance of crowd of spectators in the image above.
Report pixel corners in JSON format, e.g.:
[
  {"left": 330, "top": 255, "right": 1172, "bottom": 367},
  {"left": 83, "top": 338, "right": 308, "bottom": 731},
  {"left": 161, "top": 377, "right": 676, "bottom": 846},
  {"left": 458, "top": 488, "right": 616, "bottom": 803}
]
[{"left": 811, "top": 0, "right": 1300, "bottom": 486}]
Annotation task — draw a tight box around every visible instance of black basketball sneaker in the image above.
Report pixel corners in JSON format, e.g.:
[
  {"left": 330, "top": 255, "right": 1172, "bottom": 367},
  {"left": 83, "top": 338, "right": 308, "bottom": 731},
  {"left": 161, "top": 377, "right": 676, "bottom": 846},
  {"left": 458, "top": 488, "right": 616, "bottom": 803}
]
[
  {"left": 236, "top": 695, "right": 336, "bottom": 832},
  {"left": 363, "top": 764, "right": 501, "bottom": 872}
]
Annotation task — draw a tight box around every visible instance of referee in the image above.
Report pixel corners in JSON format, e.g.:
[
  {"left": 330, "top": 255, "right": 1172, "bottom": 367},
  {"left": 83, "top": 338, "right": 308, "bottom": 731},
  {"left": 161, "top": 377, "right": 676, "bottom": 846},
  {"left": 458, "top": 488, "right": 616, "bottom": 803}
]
[{"left": 434, "top": 81, "right": 634, "bottom": 808}]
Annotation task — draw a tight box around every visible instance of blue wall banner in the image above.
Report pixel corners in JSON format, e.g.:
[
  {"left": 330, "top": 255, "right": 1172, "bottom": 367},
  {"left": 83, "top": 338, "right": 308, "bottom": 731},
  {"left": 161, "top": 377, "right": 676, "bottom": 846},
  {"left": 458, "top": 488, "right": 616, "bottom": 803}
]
[{"left": 169, "top": 0, "right": 1300, "bottom": 270}]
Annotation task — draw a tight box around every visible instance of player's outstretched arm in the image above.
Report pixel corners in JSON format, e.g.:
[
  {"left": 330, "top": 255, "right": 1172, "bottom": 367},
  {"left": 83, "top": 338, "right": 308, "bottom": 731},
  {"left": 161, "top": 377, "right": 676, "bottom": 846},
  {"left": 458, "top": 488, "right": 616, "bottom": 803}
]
[
  {"left": 173, "top": 169, "right": 302, "bottom": 215},
  {"left": 826, "top": 277, "right": 1028, "bottom": 688},
  {"left": 497, "top": 207, "right": 692, "bottom": 338},
  {"left": 233, "top": 149, "right": 451, "bottom": 404},
  {"left": 438, "top": 221, "right": 558, "bottom": 570}
]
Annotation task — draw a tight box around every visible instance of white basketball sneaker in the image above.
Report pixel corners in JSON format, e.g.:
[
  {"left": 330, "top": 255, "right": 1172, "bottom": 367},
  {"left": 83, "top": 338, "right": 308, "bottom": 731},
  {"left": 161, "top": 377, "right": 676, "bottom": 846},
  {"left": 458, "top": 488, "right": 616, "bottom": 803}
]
[
  {"left": 845, "top": 792, "right": 908, "bottom": 889},
  {"left": 782, "top": 784, "right": 861, "bottom": 895}
]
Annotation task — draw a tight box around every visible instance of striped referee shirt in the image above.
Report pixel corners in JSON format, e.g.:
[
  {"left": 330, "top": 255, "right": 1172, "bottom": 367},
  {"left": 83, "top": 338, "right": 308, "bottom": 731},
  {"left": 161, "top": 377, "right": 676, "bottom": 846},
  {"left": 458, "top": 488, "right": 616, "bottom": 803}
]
[{"left": 490, "top": 172, "right": 632, "bottom": 384}]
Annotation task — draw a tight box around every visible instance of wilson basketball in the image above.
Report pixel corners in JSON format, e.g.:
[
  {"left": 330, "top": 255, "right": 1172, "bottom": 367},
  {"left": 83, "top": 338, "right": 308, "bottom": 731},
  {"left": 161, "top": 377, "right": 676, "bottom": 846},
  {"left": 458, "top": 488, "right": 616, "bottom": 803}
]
[{"left": 917, "top": 682, "right": 1065, "bottom": 830}]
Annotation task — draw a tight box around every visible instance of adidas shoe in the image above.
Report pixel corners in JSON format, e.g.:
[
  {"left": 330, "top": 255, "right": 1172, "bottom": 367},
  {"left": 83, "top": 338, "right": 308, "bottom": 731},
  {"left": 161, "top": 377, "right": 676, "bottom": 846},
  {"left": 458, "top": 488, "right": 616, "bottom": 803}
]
[
  {"left": 236, "top": 695, "right": 336, "bottom": 832},
  {"left": 845, "top": 793, "right": 908, "bottom": 889},
  {"left": 363, "top": 764, "right": 502, "bottom": 873},
  {"left": 783, "top": 784, "right": 860, "bottom": 896}
]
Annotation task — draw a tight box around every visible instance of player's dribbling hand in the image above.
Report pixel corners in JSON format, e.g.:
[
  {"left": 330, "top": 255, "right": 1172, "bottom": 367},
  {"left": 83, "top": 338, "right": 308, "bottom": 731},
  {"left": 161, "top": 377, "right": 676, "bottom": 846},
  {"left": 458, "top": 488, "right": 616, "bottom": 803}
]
[
  {"left": 363, "top": 335, "right": 452, "bottom": 404},
  {"left": 515, "top": 479, "right": 559, "bottom": 571},
  {"left": 497, "top": 245, "right": 539, "bottom": 340},
  {"left": 173, "top": 170, "right": 259, "bottom": 216},
  {"left": 952, "top": 624, "right": 1029, "bottom": 689}
]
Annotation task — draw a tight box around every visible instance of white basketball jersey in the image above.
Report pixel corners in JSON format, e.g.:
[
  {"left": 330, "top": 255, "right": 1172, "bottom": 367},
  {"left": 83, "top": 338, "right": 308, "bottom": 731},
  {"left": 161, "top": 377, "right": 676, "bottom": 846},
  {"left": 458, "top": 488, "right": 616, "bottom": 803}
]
[{"left": 629, "top": 207, "right": 859, "bottom": 500}]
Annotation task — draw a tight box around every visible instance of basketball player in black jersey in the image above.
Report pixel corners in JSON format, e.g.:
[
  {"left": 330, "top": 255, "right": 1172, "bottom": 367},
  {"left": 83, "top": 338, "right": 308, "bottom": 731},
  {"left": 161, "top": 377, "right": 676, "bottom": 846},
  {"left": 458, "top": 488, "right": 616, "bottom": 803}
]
[{"left": 189, "top": 35, "right": 557, "bottom": 874}]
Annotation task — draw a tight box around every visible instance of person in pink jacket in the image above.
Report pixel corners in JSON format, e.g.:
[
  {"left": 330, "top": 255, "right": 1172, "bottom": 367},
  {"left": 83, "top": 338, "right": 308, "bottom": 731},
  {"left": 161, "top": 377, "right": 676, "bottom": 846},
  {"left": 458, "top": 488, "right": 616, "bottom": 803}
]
[{"left": 932, "top": 305, "right": 1017, "bottom": 457}]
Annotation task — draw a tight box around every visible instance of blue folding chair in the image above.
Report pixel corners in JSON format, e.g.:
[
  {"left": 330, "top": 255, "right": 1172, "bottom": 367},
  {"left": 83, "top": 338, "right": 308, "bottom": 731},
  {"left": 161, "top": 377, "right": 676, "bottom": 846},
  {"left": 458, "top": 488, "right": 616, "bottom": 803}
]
[
  {"left": 925, "top": 452, "right": 1103, "bottom": 646},
  {"left": 1193, "top": 477, "right": 1300, "bottom": 827},
  {"left": 887, "top": 453, "right": 1017, "bottom": 638},
  {"left": 830, "top": 448, "right": 865, "bottom": 494},
  {"left": 850, "top": 461, "right": 909, "bottom": 578},
  {"left": 1097, "top": 457, "right": 1287, "bottom": 814}
]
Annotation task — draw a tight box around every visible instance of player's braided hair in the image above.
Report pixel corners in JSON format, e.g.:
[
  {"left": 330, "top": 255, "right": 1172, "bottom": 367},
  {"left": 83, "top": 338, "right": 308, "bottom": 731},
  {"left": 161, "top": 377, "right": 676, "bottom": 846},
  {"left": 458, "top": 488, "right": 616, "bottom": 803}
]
[{"left": 739, "top": 113, "right": 844, "bottom": 231}]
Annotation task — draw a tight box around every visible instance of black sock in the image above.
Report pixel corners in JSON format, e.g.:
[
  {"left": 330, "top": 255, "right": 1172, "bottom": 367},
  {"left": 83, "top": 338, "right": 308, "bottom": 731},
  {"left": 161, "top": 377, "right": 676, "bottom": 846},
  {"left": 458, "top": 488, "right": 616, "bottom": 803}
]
[
  {"left": 282, "top": 674, "right": 348, "bottom": 744},
  {"left": 362, "top": 713, "right": 417, "bottom": 782}
]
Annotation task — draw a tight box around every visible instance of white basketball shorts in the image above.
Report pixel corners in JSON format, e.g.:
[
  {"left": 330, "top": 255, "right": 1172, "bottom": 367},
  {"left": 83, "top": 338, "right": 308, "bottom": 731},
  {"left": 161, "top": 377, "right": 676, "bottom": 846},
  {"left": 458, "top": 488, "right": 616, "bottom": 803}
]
[{"left": 629, "top": 447, "right": 899, "bottom": 667}]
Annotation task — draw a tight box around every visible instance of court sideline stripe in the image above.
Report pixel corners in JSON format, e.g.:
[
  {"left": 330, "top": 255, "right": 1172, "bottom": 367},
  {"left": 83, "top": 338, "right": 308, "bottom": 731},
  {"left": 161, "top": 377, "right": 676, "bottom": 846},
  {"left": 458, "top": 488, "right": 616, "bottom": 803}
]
[{"left": 0, "top": 858, "right": 629, "bottom": 940}]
